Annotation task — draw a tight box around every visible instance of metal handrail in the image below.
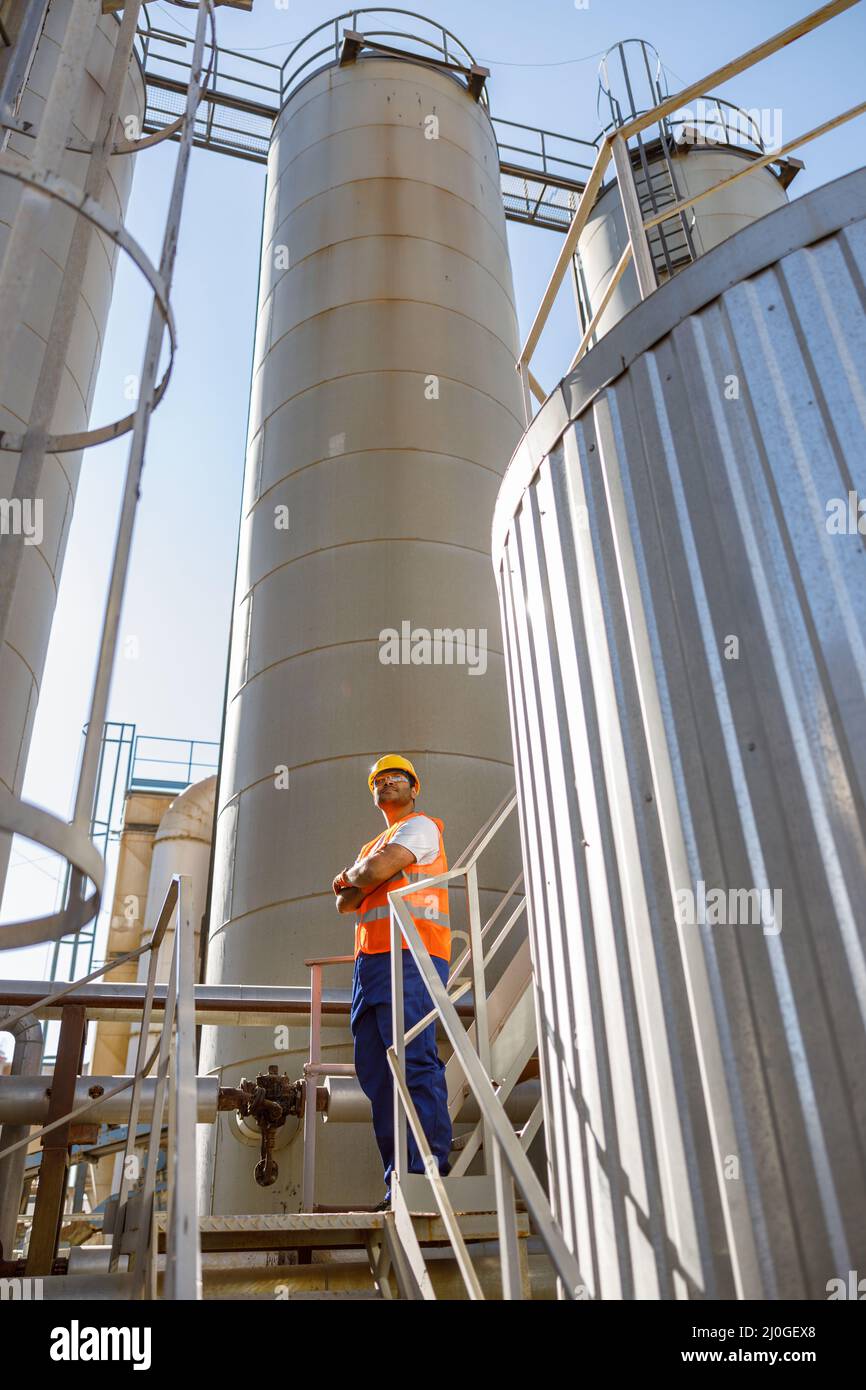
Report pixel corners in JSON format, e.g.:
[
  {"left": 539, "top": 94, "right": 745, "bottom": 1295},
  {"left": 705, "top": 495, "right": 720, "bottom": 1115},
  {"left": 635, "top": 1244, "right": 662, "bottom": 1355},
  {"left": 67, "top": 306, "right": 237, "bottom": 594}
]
[
  {"left": 515, "top": 0, "right": 864, "bottom": 423},
  {"left": 1, "top": 876, "right": 200, "bottom": 1296},
  {"left": 665, "top": 94, "right": 766, "bottom": 154},
  {"left": 279, "top": 8, "right": 480, "bottom": 107},
  {"left": 385, "top": 793, "right": 586, "bottom": 1300}
]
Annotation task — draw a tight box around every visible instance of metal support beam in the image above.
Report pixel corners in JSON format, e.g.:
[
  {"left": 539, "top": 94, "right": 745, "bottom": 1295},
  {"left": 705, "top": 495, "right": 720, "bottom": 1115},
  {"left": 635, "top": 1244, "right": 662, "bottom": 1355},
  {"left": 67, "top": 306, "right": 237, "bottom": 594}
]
[
  {"left": 468, "top": 64, "right": 489, "bottom": 102},
  {"left": 339, "top": 29, "right": 364, "bottom": 65},
  {"left": 611, "top": 134, "right": 657, "bottom": 299},
  {"left": 25, "top": 1005, "right": 86, "bottom": 1275}
]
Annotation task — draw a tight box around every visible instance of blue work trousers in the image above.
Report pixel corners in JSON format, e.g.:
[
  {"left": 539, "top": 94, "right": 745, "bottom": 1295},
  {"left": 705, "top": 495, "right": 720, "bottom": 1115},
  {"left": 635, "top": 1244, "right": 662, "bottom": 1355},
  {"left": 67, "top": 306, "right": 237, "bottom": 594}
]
[{"left": 350, "top": 949, "right": 452, "bottom": 1197}]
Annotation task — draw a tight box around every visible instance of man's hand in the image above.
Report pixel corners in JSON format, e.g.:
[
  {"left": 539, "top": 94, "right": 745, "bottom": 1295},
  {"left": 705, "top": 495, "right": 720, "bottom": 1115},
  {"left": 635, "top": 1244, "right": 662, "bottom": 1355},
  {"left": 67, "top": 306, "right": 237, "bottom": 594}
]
[
  {"left": 332, "top": 844, "right": 418, "bottom": 914},
  {"left": 332, "top": 869, "right": 352, "bottom": 895}
]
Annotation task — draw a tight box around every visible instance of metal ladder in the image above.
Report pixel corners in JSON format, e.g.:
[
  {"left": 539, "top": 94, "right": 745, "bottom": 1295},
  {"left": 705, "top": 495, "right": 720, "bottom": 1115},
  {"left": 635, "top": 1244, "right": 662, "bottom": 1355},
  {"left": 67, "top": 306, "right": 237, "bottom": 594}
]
[{"left": 631, "top": 146, "right": 697, "bottom": 280}]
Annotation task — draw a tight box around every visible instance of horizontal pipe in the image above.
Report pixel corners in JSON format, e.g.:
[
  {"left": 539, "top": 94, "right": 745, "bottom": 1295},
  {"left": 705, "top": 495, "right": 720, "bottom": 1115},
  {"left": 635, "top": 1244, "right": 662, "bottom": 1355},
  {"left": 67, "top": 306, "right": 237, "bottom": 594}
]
[
  {"left": 0, "top": 1076, "right": 218, "bottom": 1125},
  {"left": 67, "top": 1245, "right": 129, "bottom": 1273},
  {"left": 0, "top": 979, "right": 474, "bottom": 1027},
  {"left": 25, "top": 1252, "right": 556, "bottom": 1299},
  {"left": 323, "top": 1076, "right": 540, "bottom": 1125}
]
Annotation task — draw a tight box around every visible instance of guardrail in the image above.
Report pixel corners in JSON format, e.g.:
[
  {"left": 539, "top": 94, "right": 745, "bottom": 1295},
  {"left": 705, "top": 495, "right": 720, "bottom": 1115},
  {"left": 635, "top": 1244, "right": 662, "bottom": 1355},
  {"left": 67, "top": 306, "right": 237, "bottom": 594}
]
[
  {"left": 515, "top": 0, "right": 866, "bottom": 423},
  {"left": 279, "top": 7, "right": 484, "bottom": 107},
  {"left": 384, "top": 791, "right": 585, "bottom": 1300},
  {"left": 0, "top": 876, "right": 201, "bottom": 1296}
]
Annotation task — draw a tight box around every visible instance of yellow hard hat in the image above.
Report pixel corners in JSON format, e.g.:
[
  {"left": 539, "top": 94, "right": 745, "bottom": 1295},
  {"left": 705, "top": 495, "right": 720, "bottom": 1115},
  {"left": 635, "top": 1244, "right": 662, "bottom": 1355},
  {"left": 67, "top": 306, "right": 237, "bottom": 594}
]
[{"left": 368, "top": 754, "right": 420, "bottom": 797}]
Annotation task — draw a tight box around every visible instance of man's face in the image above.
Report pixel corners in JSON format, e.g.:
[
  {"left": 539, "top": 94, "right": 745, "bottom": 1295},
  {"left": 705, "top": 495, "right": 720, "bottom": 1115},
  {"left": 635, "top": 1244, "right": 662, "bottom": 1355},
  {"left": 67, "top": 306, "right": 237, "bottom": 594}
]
[{"left": 373, "top": 771, "right": 414, "bottom": 809}]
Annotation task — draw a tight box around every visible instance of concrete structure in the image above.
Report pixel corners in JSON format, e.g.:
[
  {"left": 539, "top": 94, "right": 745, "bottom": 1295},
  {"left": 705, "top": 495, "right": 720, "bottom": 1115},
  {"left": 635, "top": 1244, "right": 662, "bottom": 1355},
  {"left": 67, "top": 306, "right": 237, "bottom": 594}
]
[
  {"left": 200, "top": 33, "right": 525, "bottom": 1213},
  {"left": 493, "top": 168, "right": 866, "bottom": 1300},
  {"left": 0, "top": 1, "right": 144, "bottom": 898}
]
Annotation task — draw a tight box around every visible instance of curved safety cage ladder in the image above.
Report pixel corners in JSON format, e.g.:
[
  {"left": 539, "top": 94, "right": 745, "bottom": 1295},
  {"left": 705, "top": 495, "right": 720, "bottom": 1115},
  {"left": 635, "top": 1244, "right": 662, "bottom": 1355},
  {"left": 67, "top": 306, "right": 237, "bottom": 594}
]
[{"left": 0, "top": 0, "right": 217, "bottom": 951}]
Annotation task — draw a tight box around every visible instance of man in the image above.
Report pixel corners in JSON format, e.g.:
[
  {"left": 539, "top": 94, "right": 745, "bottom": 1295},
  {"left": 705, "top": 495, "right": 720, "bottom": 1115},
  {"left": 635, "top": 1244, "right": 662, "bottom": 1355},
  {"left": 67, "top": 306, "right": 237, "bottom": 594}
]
[{"left": 333, "top": 755, "right": 452, "bottom": 1209}]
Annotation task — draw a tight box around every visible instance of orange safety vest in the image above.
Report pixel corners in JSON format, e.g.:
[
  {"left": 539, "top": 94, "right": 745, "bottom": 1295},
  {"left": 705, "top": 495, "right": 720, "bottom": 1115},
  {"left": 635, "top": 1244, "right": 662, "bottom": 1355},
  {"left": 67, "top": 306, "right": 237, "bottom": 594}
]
[{"left": 354, "top": 812, "right": 450, "bottom": 961}]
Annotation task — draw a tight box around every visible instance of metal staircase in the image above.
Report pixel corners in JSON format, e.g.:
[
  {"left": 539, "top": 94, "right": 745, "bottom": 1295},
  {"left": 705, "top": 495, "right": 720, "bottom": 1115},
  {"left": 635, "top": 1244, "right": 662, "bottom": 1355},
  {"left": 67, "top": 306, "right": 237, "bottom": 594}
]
[{"left": 0, "top": 796, "right": 586, "bottom": 1300}]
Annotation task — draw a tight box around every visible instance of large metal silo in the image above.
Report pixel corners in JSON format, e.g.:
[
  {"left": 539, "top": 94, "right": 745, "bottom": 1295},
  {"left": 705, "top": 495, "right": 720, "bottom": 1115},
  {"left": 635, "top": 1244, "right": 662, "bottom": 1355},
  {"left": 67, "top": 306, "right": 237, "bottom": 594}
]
[
  {"left": 493, "top": 168, "right": 866, "bottom": 1299},
  {"left": 0, "top": 1, "right": 144, "bottom": 898},
  {"left": 201, "top": 19, "right": 525, "bottom": 1214}
]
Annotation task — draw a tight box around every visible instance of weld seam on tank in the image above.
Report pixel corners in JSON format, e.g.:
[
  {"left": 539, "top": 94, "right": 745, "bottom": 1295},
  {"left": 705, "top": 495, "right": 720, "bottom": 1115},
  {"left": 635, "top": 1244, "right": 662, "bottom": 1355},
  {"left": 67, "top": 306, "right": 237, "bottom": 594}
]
[
  {"left": 247, "top": 450, "right": 504, "bottom": 515},
  {"left": 259, "top": 233, "right": 520, "bottom": 310},
  {"left": 260, "top": 302, "right": 522, "bottom": 371},
  {"left": 248, "top": 372, "right": 526, "bottom": 439},
  {"left": 268, "top": 174, "right": 510, "bottom": 252}
]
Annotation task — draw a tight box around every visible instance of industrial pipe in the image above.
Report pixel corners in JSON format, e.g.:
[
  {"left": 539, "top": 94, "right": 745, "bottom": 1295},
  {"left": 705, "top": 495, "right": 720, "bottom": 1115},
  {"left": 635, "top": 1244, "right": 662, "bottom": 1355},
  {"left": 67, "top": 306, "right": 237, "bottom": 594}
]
[
  {"left": 0, "top": 1075, "right": 219, "bottom": 1126},
  {"left": 30, "top": 1252, "right": 556, "bottom": 1299},
  {"left": 0, "top": 979, "right": 473, "bottom": 1028},
  {"left": 322, "top": 1074, "right": 540, "bottom": 1125},
  {"left": 0, "top": 1010, "right": 44, "bottom": 1260}
]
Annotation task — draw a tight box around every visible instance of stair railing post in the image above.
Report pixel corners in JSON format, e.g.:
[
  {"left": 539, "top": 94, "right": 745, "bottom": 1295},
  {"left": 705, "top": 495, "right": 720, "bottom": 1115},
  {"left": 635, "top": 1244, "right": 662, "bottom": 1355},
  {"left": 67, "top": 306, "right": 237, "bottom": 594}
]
[
  {"left": 611, "top": 133, "right": 657, "bottom": 299},
  {"left": 390, "top": 908, "right": 408, "bottom": 1192},
  {"left": 465, "top": 862, "right": 493, "bottom": 1171},
  {"left": 302, "top": 961, "right": 322, "bottom": 1212},
  {"left": 492, "top": 1143, "right": 523, "bottom": 1300}
]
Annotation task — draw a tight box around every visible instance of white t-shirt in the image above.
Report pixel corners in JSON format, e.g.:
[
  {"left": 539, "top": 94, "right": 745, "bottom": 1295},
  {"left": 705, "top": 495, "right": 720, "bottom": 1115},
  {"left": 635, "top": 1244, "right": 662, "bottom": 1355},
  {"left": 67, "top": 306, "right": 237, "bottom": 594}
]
[{"left": 373, "top": 814, "right": 440, "bottom": 866}]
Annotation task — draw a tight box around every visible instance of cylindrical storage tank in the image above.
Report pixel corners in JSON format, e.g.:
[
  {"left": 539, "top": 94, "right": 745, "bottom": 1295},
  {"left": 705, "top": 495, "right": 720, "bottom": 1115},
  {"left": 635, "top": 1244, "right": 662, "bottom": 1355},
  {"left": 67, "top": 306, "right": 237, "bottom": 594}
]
[
  {"left": 574, "top": 138, "right": 791, "bottom": 344},
  {"left": 134, "top": 776, "right": 216, "bottom": 984},
  {"left": 201, "top": 25, "right": 525, "bottom": 1214},
  {"left": 493, "top": 167, "right": 866, "bottom": 1300},
  {"left": 114, "top": 776, "right": 216, "bottom": 1197},
  {"left": 0, "top": 1, "right": 144, "bottom": 896}
]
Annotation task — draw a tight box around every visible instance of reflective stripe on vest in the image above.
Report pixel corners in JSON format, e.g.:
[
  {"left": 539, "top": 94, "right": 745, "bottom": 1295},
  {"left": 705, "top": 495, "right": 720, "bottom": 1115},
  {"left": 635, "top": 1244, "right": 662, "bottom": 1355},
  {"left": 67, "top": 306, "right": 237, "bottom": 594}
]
[
  {"left": 354, "top": 812, "right": 450, "bottom": 961},
  {"left": 357, "top": 904, "right": 450, "bottom": 927}
]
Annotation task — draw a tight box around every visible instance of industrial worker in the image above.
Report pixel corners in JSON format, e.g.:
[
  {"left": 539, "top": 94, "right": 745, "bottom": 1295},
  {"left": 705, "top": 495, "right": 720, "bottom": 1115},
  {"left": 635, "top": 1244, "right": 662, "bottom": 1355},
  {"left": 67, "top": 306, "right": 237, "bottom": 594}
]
[{"left": 333, "top": 755, "right": 452, "bottom": 1209}]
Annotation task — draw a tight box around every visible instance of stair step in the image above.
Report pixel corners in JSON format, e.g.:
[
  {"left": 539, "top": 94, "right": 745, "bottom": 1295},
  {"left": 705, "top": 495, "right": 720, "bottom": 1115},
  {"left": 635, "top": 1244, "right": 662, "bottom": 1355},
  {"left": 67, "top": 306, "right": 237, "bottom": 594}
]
[{"left": 155, "top": 1208, "right": 530, "bottom": 1254}]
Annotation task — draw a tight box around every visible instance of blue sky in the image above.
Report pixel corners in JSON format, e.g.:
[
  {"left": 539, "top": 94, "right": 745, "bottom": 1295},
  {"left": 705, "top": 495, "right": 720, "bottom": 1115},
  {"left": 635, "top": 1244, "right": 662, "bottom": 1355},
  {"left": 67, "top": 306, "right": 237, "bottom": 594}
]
[{"left": 1, "top": 0, "right": 864, "bottom": 994}]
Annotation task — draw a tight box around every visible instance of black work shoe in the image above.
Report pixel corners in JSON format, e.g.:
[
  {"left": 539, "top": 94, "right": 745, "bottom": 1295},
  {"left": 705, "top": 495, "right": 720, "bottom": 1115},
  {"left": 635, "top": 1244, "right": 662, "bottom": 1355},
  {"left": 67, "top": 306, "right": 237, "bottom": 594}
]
[{"left": 373, "top": 1196, "right": 391, "bottom": 1211}]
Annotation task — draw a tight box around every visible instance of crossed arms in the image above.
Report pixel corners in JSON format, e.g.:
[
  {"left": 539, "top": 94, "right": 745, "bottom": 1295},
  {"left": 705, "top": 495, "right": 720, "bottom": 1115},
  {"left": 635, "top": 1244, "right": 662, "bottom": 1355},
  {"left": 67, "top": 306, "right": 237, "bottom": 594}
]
[{"left": 333, "top": 842, "right": 417, "bottom": 915}]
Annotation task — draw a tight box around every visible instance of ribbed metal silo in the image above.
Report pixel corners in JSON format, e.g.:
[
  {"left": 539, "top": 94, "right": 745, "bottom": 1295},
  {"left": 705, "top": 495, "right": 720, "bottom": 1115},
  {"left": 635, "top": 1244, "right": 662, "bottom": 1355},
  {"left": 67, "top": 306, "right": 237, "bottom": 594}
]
[
  {"left": 200, "top": 20, "right": 525, "bottom": 1214},
  {"left": 0, "top": 1, "right": 144, "bottom": 897},
  {"left": 493, "top": 167, "right": 866, "bottom": 1299}
]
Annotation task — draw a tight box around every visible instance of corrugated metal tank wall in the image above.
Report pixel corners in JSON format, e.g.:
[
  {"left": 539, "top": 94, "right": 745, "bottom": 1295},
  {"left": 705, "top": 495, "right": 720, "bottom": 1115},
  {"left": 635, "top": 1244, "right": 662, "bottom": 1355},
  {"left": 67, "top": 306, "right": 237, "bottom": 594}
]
[
  {"left": 493, "top": 168, "right": 866, "bottom": 1300},
  {"left": 0, "top": 1, "right": 143, "bottom": 897},
  {"left": 200, "top": 52, "right": 525, "bottom": 1213}
]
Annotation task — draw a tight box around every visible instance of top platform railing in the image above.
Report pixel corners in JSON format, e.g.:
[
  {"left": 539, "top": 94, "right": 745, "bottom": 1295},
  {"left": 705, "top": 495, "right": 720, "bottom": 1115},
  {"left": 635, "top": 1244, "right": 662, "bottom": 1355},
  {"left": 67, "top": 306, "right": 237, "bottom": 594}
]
[
  {"left": 279, "top": 7, "right": 484, "bottom": 107},
  {"left": 137, "top": 12, "right": 595, "bottom": 229}
]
